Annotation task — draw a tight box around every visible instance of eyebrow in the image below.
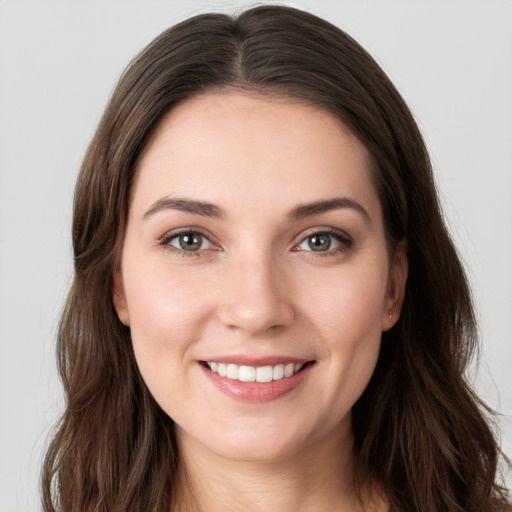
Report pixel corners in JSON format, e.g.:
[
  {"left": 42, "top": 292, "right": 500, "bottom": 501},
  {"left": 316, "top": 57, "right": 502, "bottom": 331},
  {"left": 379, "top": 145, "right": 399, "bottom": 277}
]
[
  {"left": 144, "top": 197, "right": 224, "bottom": 219},
  {"left": 143, "top": 196, "right": 370, "bottom": 224},
  {"left": 288, "top": 197, "right": 371, "bottom": 224}
]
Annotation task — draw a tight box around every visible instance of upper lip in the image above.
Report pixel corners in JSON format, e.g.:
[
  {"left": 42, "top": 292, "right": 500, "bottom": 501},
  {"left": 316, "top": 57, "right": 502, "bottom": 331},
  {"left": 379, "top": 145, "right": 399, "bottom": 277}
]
[{"left": 199, "top": 356, "right": 313, "bottom": 366}]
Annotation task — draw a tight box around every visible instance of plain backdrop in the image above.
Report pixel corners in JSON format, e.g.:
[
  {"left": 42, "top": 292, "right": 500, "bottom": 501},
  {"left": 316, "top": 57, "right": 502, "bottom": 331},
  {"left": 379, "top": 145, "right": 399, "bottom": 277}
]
[{"left": 1, "top": 0, "right": 511, "bottom": 510}]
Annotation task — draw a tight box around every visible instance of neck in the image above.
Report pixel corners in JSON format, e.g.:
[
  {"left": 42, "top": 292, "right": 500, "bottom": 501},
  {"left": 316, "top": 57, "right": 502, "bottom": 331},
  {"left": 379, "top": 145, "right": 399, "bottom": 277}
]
[{"left": 172, "top": 421, "right": 387, "bottom": 512}]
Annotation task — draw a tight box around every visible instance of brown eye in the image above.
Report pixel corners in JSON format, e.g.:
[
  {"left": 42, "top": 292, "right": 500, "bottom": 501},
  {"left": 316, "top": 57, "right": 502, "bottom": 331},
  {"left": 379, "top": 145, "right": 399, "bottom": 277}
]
[{"left": 169, "top": 232, "right": 211, "bottom": 251}]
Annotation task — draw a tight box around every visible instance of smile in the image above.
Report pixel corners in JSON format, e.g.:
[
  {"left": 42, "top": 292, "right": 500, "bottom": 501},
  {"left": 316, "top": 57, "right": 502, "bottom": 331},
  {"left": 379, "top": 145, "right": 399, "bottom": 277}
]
[
  {"left": 200, "top": 359, "right": 315, "bottom": 402},
  {"left": 205, "top": 361, "right": 305, "bottom": 383}
]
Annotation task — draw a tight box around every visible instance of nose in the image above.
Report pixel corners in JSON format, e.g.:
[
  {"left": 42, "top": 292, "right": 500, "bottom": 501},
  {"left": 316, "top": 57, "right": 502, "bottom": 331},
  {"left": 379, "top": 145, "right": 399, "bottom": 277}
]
[{"left": 218, "top": 254, "right": 295, "bottom": 336}]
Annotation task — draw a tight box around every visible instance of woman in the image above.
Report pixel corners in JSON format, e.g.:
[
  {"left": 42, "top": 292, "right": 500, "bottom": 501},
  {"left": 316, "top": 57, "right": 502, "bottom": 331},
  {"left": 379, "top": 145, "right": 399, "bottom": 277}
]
[{"left": 41, "top": 5, "right": 510, "bottom": 511}]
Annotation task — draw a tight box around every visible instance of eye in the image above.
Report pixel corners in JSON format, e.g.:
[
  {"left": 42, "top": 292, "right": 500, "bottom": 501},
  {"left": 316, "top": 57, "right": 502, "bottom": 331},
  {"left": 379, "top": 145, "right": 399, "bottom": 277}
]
[
  {"left": 166, "top": 231, "right": 213, "bottom": 252},
  {"left": 295, "top": 229, "right": 353, "bottom": 255},
  {"left": 300, "top": 233, "right": 337, "bottom": 252}
]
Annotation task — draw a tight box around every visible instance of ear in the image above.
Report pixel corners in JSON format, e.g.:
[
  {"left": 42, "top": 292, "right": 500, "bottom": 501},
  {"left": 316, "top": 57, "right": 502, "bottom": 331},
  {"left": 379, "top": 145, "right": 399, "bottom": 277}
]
[
  {"left": 382, "top": 240, "right": 408, "bottom": 331},
  {"left": 112, "top": 271, "right": 130, "bottom": 326}
]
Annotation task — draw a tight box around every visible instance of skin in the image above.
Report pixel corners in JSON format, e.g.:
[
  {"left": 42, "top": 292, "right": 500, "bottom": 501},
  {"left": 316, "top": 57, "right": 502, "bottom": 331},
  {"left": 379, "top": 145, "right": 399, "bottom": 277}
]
[{"left": 113, "top": 91, "right": 407, "bottom": 511}]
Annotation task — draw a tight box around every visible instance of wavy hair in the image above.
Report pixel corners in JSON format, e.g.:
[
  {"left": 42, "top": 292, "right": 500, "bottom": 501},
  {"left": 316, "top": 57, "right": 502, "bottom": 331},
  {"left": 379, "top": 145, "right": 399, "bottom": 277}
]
[{"left": 42, "top": 5, "right": 510, "bottom": 511}]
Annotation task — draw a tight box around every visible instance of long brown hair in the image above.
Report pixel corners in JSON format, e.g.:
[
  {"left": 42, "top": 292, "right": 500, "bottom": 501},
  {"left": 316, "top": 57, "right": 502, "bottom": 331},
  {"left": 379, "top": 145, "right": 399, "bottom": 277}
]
[{"left": 42, "top": 5, "right": 510, "bottom": 511}]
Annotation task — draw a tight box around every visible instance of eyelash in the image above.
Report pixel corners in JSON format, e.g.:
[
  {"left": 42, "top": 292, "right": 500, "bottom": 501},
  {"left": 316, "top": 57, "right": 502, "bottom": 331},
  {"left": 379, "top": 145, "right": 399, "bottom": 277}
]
[
  {"left": 159, "top": 228, "right": 215, "bottom": 258},
  {"left": 158, "top": 227, "right": 354, "bottom": 258},
  {"left": 293, "top": 228, "right": 354, "bottom": 258}
]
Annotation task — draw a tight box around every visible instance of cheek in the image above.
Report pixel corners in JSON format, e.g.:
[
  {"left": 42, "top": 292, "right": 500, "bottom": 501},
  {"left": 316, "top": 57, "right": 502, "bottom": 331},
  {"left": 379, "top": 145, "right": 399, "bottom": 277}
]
[
  {"left": 300, "top": 258, "right": 388, "bottom": 335},
  {"left": 297, "top": 260, "right": 387, "bottom": 396},
  {"left": 122, "top": 258, "right": 220, "bottom": 414},
  {"left": 122, "top": 258, "right": 216, "bottom": 358}
]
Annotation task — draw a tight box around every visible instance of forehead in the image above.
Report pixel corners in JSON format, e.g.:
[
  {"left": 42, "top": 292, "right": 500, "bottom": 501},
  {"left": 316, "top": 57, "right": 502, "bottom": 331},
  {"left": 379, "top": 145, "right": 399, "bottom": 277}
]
[{"left": 133, "top": 92, "right": 381, "bottom": 221}]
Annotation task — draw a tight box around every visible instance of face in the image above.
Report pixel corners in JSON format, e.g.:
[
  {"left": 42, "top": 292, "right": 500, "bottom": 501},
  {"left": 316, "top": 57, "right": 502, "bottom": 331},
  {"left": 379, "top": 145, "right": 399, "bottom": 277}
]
[{"left": 113, "top": 92, "right": 407, "bottom": 463}]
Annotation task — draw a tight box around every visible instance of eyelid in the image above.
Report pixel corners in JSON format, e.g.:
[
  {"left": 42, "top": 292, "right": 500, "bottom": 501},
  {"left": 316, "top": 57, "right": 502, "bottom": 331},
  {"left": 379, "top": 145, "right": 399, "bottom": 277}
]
[
  {"left": 158, "top": 225, "right": 353, "bottom": 257},
  {"left": 159, "top": 227, "right": 221, "bottom": 254},
  {"left": 292, "top": 227, "right": 354, "bottom": 254}
]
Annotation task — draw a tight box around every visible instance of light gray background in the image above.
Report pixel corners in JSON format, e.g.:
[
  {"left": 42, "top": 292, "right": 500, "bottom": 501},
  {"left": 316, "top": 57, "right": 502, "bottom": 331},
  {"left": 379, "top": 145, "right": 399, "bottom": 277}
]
[{"left": 1, "top": 1, "right": 511, "bottom": 510}]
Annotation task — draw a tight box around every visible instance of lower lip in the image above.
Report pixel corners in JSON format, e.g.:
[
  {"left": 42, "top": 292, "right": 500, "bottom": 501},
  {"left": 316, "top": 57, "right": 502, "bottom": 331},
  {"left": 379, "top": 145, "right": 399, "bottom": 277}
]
[{"left": 199, "top": 362, "right": 314, "bottom": 402}]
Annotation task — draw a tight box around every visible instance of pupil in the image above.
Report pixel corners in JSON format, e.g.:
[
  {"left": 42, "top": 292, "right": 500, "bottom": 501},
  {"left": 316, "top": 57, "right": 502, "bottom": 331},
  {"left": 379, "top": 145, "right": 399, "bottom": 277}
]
[
  {"left": 308, "top": 234, "right": 330, "bottom": 251},
  {"left": 180, "top": 233, "right": 201, "bottom": 250}
]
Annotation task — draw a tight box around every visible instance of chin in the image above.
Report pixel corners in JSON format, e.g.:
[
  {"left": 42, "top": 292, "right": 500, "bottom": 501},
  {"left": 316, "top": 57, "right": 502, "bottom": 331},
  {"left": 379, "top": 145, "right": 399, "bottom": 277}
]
[
  {"left": 176, "top": 411, "right": 340, "bottom": 465},
  {"left": 204, "top": 433, "right": 308, "bottom": 464}
]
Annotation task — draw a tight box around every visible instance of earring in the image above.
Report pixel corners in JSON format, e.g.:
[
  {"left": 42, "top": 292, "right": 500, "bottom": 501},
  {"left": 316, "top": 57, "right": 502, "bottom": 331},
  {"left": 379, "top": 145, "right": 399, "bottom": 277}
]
[{"left": 388, "top": 310, "right": 393, "bottom": 321}]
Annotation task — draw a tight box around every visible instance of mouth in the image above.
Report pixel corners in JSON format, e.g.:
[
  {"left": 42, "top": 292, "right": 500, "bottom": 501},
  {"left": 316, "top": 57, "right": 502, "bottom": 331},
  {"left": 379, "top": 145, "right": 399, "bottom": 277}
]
[
  {"left": 197, "top": 354, "right": 316, "bottom": 403},
  {"left": 199, "top": 358, "right": 315, "bottom": 401},
  {"left": 202, "top": 361, "right": 312, "bottom": 383}
]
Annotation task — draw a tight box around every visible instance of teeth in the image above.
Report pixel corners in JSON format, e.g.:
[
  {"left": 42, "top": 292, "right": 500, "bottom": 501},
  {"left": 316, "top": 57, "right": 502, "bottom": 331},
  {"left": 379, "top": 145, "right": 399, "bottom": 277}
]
[
  {"left": 273, "top": 364, "right": 285, "bottom": 380},
  {"left": 239, "top": 365, "right": 256, "bottom": 382},
  {"left": 226, "top": 364, "right": 239, "bottom": 379},
  {"left": 206, "top": 361, "right": 307, "bottom": 382},
  {"left": 256, "top": 366, "right": 273, "bottom": 383},
  {"left": 284, "top": 363, "right": 294, "bottom": 377}
]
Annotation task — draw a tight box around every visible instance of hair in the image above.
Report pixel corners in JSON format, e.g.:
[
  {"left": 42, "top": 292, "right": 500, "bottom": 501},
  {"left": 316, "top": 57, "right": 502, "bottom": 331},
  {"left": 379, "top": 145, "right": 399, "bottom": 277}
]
[{"left": 41, "top": 5, "right": 510, "bottom": 512}]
